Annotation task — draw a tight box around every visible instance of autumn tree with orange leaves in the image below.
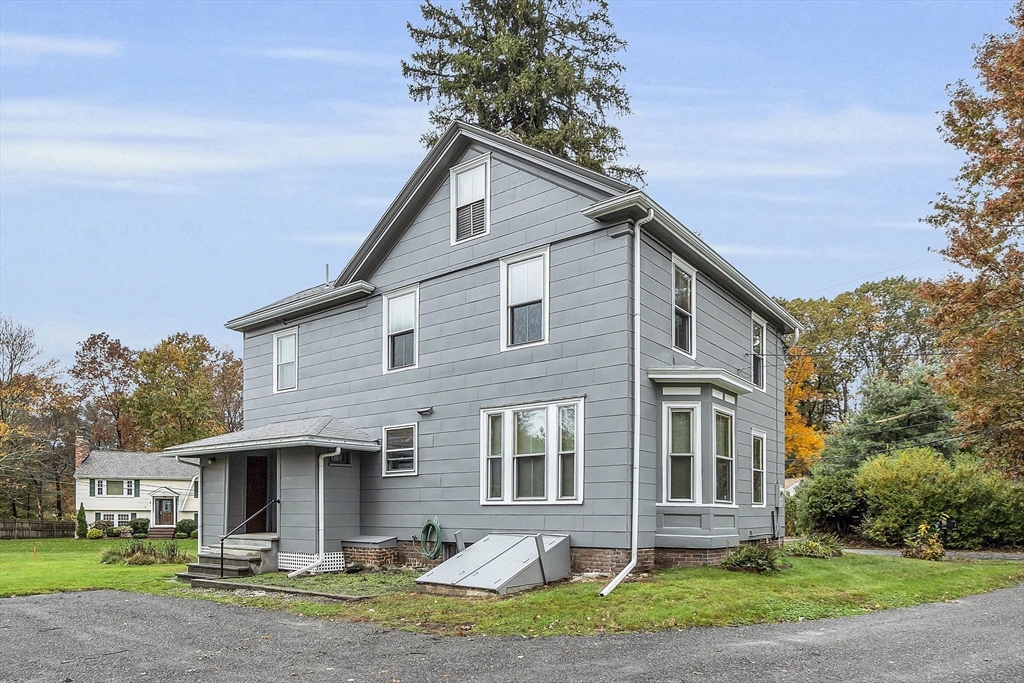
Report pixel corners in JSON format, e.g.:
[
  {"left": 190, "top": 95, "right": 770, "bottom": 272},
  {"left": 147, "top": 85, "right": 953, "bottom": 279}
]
[
  {"left": 921, "top": 2, "right": 1024, "bottom": 476},
  {"left": 784, "top": 346, "right": 825, "bottom": 477}
]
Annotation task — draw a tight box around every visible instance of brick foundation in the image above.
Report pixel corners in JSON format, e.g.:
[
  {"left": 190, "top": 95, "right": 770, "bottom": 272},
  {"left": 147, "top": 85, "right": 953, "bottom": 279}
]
[
  {"left": 396, "top": 539, "right": 447, "bottom": 570},
  {"left": 570, "top": 547, "right": 654, "bottom": 574},
  {"left": 342, "top": 545, "right": 398, "bottom": 568},
  {"left": 652, "top": 547, "right": 730, "bottom": 569}
]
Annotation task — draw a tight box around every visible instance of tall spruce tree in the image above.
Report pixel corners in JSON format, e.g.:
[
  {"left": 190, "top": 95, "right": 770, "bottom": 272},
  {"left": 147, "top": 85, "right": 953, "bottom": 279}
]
[{"left": 402, "top": 0, "right": 644, "bottom": 183}]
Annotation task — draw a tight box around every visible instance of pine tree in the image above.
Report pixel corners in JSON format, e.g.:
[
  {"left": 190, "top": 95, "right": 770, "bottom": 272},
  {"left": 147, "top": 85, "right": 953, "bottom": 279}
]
[
  {"left": 402, "top": 0, "right": 644, "bottom": 182},
  {"left": 76, "top": 502, "right": 87, "bottom": 539}
]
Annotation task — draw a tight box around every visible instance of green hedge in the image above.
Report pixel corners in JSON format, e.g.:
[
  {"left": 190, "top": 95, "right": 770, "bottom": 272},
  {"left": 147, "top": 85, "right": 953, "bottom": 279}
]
[{"left": 792, "top": 448, "right": 1024, "bottom": 549}]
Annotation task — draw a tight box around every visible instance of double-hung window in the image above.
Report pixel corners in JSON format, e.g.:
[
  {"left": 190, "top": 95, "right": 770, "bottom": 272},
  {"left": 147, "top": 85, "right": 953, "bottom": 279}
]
[
  {"left": 273, "top": 328, "right": 298, "bottom": 393},
  {"left": 714, "top": 410, "right": 735, "bottom": 504},
  {"left": 501, "top": 248, "right": 548, "bottom": 350},
  {"left": 383, "top": 287, "right": 418, "bottom": 372},
  {"left": 92, "top": 479, "right": 135, "bottom": 497},
  {"left": 752, "top": 432, "right": 766, "bottom": 506},
  {"left": 673, "top": 258, "right": 696, "bottom": 356},
  {"left": 751, "top": 315, "right": 766, "bottom": 390},
  {"left": 662, "top": 403, "right": 700, "bottom": 503},
  {"left": 481, "top": 398, "right": 583, "bottom": 504},
  {"left": 450, "top": 155, "right": 489, "bottom": 244},
  {"left": 382, "top": 424, "right": 417, "bottom": 476}
]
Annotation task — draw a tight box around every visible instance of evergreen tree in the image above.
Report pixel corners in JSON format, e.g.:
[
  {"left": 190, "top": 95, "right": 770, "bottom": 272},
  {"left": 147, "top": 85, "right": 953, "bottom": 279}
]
[
  {"left": 403, "top": 0, "right": 644, "bottom": 182},
  {"left": 76, "top": 502, "right": 87, "bottom": 539}
]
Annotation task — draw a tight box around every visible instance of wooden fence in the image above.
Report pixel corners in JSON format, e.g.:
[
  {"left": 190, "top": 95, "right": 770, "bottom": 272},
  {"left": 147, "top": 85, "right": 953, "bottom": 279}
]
[{"left": 0, "top": 520, "right": 76, "bottom": 539}]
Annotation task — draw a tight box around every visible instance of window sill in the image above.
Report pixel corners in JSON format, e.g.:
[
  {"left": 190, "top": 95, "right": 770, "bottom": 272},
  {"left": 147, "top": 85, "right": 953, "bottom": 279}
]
[
  {"left": 479, "top": 499, "right": 583, "bottom": 506},
  {"left": 500, "top": 338, "right": 548, "bottom": 353},
  {"left": 656, "top": 502, "right": 740, "bottom": 509},
  {"left": 382, "top": 471, "right": 418, "bottom": 478},
  {"left": 383, "top": 364, "right": 418, "bottom": 375}
]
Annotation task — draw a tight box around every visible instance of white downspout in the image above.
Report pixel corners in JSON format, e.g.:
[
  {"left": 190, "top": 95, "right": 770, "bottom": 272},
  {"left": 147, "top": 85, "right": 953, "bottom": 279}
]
[
  {"left": 287, "top": 447, "right": 341, "bottom": 578},
  {"left": 601, "top": 208, "right": 655, "bottom": 597},
  {"left": 175, "top": 455, "right": 203, "bottom": 547}
]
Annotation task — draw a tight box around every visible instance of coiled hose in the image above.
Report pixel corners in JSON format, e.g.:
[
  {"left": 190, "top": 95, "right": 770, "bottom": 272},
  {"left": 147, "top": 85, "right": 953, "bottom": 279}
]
[{"left": 419, "top": 517, "right": 443, "bottom": 559}]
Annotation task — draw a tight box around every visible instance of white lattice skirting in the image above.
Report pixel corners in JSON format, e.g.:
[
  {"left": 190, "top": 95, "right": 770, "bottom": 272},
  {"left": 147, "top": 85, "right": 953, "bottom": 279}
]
[{"left": 277, "top": 552, "right": 346, "bottom": 573}]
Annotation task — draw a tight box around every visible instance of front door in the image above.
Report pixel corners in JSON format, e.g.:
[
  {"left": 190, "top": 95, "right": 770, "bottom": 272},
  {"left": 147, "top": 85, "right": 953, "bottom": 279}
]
[
  {"left": 245, "top": 455, "right": 269, "bottom": 533},
  {"left": 156, "top": 498, "right": 174, "bottom": 526}
]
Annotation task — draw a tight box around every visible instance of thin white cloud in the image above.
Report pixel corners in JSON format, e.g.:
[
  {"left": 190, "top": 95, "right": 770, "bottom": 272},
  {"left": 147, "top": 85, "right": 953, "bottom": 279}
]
[
  {"left": 284, "top": 232, "right": 371, "bottom": 246},
  {"left": 0, "top": 98, "right": 425, "bottom": 189},
  {"left": 626, "top": 103, "right": 953, "bottom": 181},
  {"left": 254, "top": 47, "right": 396, "bottom": 68},
  {"left": 0, "top": 31, "right": 122, "bottom": 64},
  {"left": 711, "top": 244, "right": 878, "bottom": 260},
  {"left": 870, "top": 220, "right": 932, "bottom": 231}
]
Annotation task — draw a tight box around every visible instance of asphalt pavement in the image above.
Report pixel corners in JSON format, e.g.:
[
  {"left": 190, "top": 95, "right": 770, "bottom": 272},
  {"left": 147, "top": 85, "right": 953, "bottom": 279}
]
[{"left": 1, "top": 584, "right": 1022, "bottom": 683}]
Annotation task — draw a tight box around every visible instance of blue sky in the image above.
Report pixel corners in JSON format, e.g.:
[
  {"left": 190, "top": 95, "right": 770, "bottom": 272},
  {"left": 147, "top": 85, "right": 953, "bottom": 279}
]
[{"left": 0, "top": 0, "right": 1014, "bottom": 366}]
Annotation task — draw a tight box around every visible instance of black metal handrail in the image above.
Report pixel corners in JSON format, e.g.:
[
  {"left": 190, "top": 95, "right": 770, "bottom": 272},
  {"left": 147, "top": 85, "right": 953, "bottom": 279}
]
[{"left": 220, "top": 498, "right": 280, "bottom": 578}]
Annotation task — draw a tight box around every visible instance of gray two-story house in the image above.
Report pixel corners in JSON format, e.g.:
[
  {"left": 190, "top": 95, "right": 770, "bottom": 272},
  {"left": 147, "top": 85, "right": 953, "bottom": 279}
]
[{"left": 167, "top": 122, "right": 799, "bottom": 580}]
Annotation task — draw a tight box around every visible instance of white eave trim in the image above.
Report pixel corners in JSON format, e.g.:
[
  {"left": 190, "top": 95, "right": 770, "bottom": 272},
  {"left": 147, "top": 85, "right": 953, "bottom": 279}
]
[
  {"left": 163, "top": 437, "right": 381, "bottom": 457},
  {"left": 226, "top": 280, "right": 375, "bottom": 332},
  {"left": 583, "top": 192, "right": 801, "bottom": 335},
  {"left": 647, "top": 367, "right": 756, "bottom": 395}
]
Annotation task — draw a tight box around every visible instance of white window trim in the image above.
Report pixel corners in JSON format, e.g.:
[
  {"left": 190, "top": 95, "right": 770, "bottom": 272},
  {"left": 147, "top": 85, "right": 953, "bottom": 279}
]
[
  {"left": 713, "top": 406, "right": 736, "bottom": 505},
  {"left": 751, "top": 312, "right": 767, "bottom": 392},
  {"left": 479, "top": 397, "right": 584, "bottom": 505},
  {"left": 449, "top": 153, "right": 491, "bottom": 245},
  {"left": 381, "top": 285, "right": 419, "bottom": 374},
  {"left": 272, "top": 327, "right": 299, "bottom": 394},
  {"left": 499, "top": 246, "right": 550, "bottom": 352},
  {"left": 381, "top": 423, "right": 418, "bottom": 477},
  {"left": 751, "top": 429, "right": 768, "bottom": 508},
  {"left": 661, "top": 401, "right": 702, "bottom": 505},
  {"left": 95, "top": 479, "right": 134, "bottom": 497},
  {"left": 671, "top": 255, "right": 697, "bottom": 360}
]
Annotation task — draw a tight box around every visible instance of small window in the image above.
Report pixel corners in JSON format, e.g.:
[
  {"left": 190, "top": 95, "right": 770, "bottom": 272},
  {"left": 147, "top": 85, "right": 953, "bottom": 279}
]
[
  {"left": 124, "top": 480, "right": 134, "bottom": 496},
  {"left": 328, "top": 451, "right": 352, "bottom": 467},
  {"left": 751, "top": 315, "right": 766, "bottom": 390},
  {"left": 481, "top": 398, "right": 583, "bottom": 504},
  {"left": 673, "top": 258, "right": 696, "bottom": 356},
  {"left": 383, "top": 287, "right": 418, "bottom": 372},
  {"left": 117, "top": 513, "right": 131, "bottom": 526},
  {"left": 383, "top": 424, "right": 417, "bottom": 476},
  {"left": 450, "top": 156, "right": 489, "bottom": 244},
  {"left": 714, "top": 411, "right": 734, "bottom": 504},
  {"left": 95, "top": 479, "right": 106, "bottom": 496},
  {"left": 273, "top": 329, "right": 298, "bottom": 393},
  {"left": 193, "top": 479, "right": 200, "bottom": 497},
  {"left": 752, "top": 433, "right": 765, "bottom": 506},
  {"left": 501, "top": 248, "right": 548, "bottom": 350},
  {"left": 101, "top": 513, "right": 115, "bottom": 523}
]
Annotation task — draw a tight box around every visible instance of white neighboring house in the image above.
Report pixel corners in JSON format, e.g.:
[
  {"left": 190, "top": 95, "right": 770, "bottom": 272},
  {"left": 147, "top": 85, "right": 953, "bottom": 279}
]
[{"left": 74, "top": 436, "right": 201, "bottom": 537}]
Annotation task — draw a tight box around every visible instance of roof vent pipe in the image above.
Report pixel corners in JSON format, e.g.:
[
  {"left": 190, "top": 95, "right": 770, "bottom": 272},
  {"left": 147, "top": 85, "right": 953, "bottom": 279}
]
[{"left": 601, "top": 208, "right": 655, "bottom": 596}]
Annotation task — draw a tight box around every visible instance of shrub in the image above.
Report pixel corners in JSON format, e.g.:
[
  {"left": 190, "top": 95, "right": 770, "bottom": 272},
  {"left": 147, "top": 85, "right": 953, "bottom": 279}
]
[
  {"left": 76, "top": 504, "right": 88, "bottom": 539},
  {"left": 173, "top": 532, "right": 188, "bottom": 539},
  {"left": 86, "top": 528, "right": 104, "bottom": 540},
  {"left": 132, "top": 533, "right": 148, "bottom": 539},
  {"left": 786, "top": 533, "right": 843, "bottom": 559},
  {"left": 90, "top": 519, "right": 112, "bottom": 531},
  {"left": 902, "top": 524, "right": 945, "bottom": 561},
  {"left": 189, "top": 530, "right": 198, "bottom": 539},
  {"left": 129, "top": 517, "right": 150, "bottom": 535},
  {"left": 114, "top": 526, "right": 133, "bottom": 538},
  {"left": 783, "top": 492, "right": 799, "bottom": 536},
  {"left": 793, "top": 469, "right": 865, "bottom": 536},
  {"left": 105, "top": 527, "right": 120, "bottom": 538},
  {"left": 100, "top": 539, "right": 193, "bottom": 565},
  {"left": 856, "top": 449, "right": 1024, "bottom": 548},
  {"left": 175, "top": 519, "right": 197, "bottom": 537},
  {"left": 720, "top": 544, "right": 783, "bottom": 573}
]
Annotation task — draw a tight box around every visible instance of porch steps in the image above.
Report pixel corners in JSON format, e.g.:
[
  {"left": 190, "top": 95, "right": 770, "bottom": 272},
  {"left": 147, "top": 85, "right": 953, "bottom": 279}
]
[
  {"left": 148, "top": 527, "right": 175, "bottom": 539},
  {"left": 177, "top": 534, "right": 278, "bottom": 584}
]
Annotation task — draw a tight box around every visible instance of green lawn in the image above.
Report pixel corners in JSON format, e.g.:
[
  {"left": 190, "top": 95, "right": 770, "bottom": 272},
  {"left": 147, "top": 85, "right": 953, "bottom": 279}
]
[
  {"left": 3, "top": 539, "right": 1022, "bottom": 637},
  {"left": 0, "top": 538, "right": 195, "bottom": 597}
]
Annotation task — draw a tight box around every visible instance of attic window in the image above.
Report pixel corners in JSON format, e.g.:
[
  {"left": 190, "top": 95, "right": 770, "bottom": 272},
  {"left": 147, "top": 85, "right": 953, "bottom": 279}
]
[{"left": 450, "top": 155, "right": 490, "bottom": 244}]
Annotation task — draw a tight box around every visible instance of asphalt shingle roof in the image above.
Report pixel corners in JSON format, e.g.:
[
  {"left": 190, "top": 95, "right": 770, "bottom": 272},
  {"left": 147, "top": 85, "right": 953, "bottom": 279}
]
[
  {"left": 163, "top": 416, "right": 378, "bottom": 455},
  {"left": 75, "top": 450, "right": 199, "bottom": 479}
]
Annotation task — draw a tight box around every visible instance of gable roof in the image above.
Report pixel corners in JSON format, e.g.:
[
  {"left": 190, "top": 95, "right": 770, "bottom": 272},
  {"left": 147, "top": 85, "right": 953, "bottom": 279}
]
[
  {"left": 75, "top": 450, "right": 198, "bottom": 480},
  {"left": 225, "top": 121, "right": 633, "bottom": 333},
  {"left": 163, "top": 416, "right": 379, "bottom": 456}
]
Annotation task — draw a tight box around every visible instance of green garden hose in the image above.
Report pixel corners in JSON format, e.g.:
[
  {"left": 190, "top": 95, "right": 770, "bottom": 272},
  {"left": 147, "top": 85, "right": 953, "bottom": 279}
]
[{"left": 419, "top": 517, "right": 442, "bottom": 559}]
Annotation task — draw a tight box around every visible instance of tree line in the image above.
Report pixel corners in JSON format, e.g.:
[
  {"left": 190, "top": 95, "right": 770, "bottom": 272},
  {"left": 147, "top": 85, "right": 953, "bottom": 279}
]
[{"left": 0, "top": 320, "right": 241, "bottom": 520}]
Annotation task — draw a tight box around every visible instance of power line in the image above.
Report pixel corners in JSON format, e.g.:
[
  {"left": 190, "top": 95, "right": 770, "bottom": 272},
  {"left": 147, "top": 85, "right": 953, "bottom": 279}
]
[{"left": 798, "top": 255, "right": 942, "bottom": 297}]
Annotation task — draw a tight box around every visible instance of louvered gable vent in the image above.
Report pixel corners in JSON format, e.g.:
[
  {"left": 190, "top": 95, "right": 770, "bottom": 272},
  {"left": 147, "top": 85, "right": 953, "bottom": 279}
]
[{"left": 456, "top": 198, "right": 486, "bottom": 241}]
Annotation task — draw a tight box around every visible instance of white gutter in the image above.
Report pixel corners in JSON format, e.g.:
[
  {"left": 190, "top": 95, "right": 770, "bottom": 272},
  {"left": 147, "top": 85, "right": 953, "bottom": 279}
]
[
  {"left": 165, "top": 437, "right": 379, "bottom": 457},
  {"left": 225, "top": 281, "right": 375, "bottom": 332},
  {"left": 287, "top": 447, "right": 341, "bottom": 578},
  {"left": 601, "top": 208, "right": 655, "bottom": 597}
]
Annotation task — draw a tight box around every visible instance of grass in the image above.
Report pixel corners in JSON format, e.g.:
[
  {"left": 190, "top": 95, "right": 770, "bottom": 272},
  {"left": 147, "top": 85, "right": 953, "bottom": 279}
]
[
  {"left": 0, "top": 537, "right": 195, "bottom": 597},
  {"left": 230, "top": 567, "right": 418, "bottom": 597},
  {"left": 3, "top": 539, "right": 1022, "bottom": 637}
]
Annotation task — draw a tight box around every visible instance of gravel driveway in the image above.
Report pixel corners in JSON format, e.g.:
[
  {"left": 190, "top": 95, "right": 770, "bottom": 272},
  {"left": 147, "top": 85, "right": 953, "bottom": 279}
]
[{"left": 2, "top": 584, "right": 1022, "bottom": 683}]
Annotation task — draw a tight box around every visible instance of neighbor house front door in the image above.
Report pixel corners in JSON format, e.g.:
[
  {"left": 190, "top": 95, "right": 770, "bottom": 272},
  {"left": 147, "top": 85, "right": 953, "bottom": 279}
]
[{"left": 156, "top": 498, "right": 174, "bottom": 526}]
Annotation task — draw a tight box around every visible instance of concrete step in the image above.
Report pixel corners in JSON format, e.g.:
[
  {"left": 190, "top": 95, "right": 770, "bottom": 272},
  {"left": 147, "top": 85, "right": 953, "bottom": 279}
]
[
  {"left": 222, "top": 536, "right": 276, "bottom": 551},
  {"left": 197, "top": 555, "right": 256, "bottom": 569},
  {"left": 184, "top": 562, "right": 253, "bottom": 578},
  {"left": 199, "top": 548, "right": 263, "bottom": 562}
]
